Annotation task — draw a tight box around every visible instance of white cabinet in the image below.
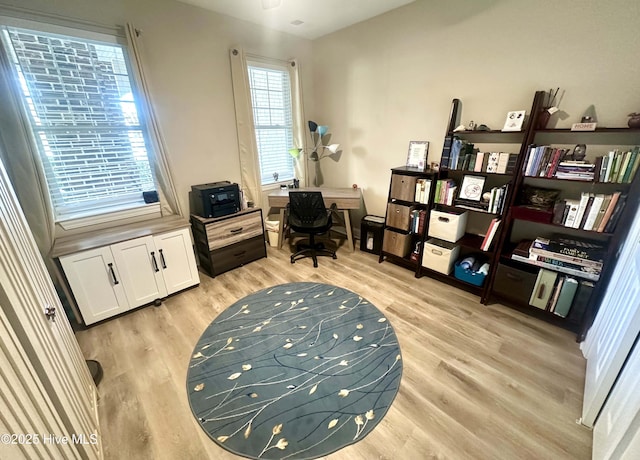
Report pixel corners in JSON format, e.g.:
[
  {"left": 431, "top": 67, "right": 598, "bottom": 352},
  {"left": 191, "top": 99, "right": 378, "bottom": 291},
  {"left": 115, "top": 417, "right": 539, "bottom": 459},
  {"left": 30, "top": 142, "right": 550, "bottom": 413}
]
[
  {"left": 153, "top": 229, "right": 199, "bottom": 294},
  {"left": 59, "top": 246, "right": 130, "bottom": 324},
  {"left": 111, "top": 236, "right": 168, "bottom": 307},
  {"left": 58, "top": 227, "right": 199, "bottom": 325}
]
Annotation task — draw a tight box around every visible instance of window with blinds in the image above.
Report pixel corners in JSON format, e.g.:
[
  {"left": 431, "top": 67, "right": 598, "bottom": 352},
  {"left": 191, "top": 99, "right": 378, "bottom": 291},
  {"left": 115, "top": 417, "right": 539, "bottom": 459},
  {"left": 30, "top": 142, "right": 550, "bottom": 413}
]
[
  {"left": 1, "top": 25, "right": 155, "bottom": 220},
  {"left": 247, "top": 63, "right": 295, "bottom": 186}
]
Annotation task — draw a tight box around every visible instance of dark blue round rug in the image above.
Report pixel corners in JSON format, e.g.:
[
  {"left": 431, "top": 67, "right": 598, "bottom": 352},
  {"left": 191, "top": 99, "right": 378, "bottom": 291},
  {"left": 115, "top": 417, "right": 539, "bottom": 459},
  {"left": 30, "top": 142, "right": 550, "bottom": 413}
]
[{"left": 187, "top": 282, "right": 402, "bottom": 459}]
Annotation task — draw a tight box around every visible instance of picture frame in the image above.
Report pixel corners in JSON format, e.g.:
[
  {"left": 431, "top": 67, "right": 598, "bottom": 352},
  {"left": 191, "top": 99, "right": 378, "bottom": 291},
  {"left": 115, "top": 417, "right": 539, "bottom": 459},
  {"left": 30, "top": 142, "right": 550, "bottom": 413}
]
[
  {"left": 406, "top": 141, "right": 429, "bottom": 170},
  {"left": 459, "top": 175, "right": 486, "bottom": 201},
  {"left": 502, "top": 110, "right": 526, "bottom": 132}
]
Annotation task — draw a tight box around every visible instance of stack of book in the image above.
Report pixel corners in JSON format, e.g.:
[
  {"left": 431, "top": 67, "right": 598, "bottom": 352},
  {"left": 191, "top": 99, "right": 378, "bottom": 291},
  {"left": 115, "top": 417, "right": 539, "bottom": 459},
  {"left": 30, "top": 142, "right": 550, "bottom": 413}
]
[
  {"left": 554, "top": 161, "right": 596, "bottom": 181},
  {"left": 414, "top": 178, "right": 431, "bottom": 204},
  {"left": 434, "top": 179, "right": 456, "bottom": 205},
  {"left": 594, "top": 147, "right": 640, "bottom": 183},
  {"left": 511, "top": 235, "right": 604, "bottom": 281},
  {"left": 552, "top": 191, "right": 627, "bottom": 232}
]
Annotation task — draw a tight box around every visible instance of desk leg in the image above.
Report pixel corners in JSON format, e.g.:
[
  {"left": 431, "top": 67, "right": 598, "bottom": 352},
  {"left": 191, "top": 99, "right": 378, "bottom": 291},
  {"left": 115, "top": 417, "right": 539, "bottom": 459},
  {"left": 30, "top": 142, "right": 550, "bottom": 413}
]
[
  {"left": 343, "top": 210, "right": 354, "bottom": 252},
  {"left": 278, "top": 208, "right": 285, "bottom": 249}
]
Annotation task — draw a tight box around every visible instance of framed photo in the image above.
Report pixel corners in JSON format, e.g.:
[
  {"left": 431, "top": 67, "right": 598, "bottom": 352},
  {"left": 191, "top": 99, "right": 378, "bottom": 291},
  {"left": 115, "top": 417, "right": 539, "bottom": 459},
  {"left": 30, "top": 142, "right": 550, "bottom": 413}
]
[
  {"left": 459, "top": 175, "right": 486, "bottom": 201},
  {"left": 406, "top": 141, "right": 429, "bottom": 170},
  {"left": 502, "top": 110, "right": 526, "bottom": 132}
]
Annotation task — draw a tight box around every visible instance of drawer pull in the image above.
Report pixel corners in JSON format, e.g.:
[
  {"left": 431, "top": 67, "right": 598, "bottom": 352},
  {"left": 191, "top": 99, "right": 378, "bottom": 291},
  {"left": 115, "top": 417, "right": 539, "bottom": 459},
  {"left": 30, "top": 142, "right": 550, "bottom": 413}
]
[
  {"left": 107, "top": 263, "right": 119, "bottom": 285},
  {"left": 230, "top": 227, "right": 244, "bottom": 234},
  {"left": 159, "top": 248, "right": 167, "bottom": 269},
  {"left": 151, "top": 251, "right": 160, "bottom": 272},
  {"left": 536, "top": 284, "right": 546, "bottom": 299},
  {"left": 233, "top": 251, "right": 247, "bottom": 257},
  {"left": 431, "top": 249, "right": 443, "bottom": 256},
  {"left": 437, "top": 216, "right": 450, "bottom": 223}
]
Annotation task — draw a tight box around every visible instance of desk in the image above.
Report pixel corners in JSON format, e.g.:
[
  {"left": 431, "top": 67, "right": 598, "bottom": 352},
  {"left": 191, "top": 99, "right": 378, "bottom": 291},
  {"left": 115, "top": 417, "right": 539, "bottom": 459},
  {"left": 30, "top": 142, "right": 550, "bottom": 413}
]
[{"left": 267, "top": 187, "right": 362, "bottom": 251}]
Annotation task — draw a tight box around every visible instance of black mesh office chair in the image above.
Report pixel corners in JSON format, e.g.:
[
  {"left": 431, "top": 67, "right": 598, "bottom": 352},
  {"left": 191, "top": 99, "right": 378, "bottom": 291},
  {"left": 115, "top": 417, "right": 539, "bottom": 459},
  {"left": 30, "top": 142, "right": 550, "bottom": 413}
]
[{"left": 287, "top": 191, "right": 337, "bottom": 267}]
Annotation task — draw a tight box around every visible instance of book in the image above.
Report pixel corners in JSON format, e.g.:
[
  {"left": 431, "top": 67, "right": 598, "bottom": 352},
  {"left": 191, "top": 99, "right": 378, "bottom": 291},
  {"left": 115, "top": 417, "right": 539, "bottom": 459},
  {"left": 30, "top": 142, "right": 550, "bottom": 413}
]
[
  {"left": 625, "top": 147, "right": 640, "bottom": 183},
  {"left": 592, "top": 194, "right": 612, "bottom": 231},
  {"left": 486, "top": 152, "right": 500, "bottom": 173},
  {"left": 548, "top": 276, "right": 565, "bottom": 312},
  {"left": 577, "top": 193, "right": 595, "bottom": 229},
  {"left": 531, "top": 235, "right": 606, "bottom": 261},
  {"left": 481, "top": 218, "right": 501, "bottom": 251},
  {"left": 474, "top": 151, "right": 485, "bottom": 172},
  {"left": 567, "top": 281, "right": 595, "bottom": 323},
  {"left": 563, "top": 199, "right": 581, "bottom": 228},
  {"left": 583, "top": 194, "right": 605, "bottom": 231},
  {"left": 596, "top": 192, "right": 621, "bottom": 232},
  {"left": 527, "top": 248, "right": 603, "bottom": 269},
  {"left": 511, "top": 254, "right": 601, "bottom": 281},
  {"left": 497, "top": 152, "right": 511, "bottom": 174},
  {"left": 531, "top": 255, "right": 601, "bottom": 275},
  {"left": 603, "top": 193, "right": 627, "bottom": 233},
  {"left": 553, "top": 277, "right": 579, "bottom": 317},
  {"left": 529, "top": 269, "right": 558, "bottom": 309}
]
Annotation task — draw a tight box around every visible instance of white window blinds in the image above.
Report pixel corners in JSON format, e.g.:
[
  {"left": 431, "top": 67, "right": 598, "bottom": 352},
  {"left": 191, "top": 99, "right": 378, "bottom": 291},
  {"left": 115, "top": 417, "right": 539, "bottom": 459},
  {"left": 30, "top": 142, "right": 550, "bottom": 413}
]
[
  {"left": 247, "top": 63, "right": 295, "bottom": 186},
  {"left": 1, "top": 25, "right": 155, "bottom": 219}
]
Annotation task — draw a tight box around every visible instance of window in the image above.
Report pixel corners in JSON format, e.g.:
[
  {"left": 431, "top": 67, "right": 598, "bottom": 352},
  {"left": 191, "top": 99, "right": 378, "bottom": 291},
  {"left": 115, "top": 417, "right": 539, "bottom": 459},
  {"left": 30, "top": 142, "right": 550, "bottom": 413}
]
[
  {"left": 247, "top": 62, "right": 295, "bottom": 186},
  {"left": 0, "top": 23, "right": 155, "bottom": 221}
]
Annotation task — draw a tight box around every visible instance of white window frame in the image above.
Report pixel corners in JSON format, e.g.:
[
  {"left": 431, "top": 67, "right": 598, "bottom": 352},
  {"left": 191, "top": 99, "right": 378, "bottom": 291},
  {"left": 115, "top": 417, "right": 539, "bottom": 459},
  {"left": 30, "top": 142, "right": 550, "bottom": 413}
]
[
  {"left": 0, "top": 17, "right": 161, "bottom": 226},
  {"left": 246, "top": 57, "right": 299, "bottom": 190}
]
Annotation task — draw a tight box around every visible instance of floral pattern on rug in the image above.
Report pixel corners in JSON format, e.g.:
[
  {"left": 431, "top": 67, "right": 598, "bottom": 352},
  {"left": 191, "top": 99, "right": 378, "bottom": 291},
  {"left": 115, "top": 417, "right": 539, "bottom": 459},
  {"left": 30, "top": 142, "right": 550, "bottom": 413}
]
[{"left": 187, "top": 282, "right": 402, "bottom": 459}]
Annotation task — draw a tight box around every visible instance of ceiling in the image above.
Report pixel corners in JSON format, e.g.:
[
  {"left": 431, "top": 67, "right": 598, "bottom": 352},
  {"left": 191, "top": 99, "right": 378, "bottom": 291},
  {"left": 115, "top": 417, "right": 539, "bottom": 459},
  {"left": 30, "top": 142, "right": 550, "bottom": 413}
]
[{"left": 175, "top": 0, "right": 416, "bottom": 40}]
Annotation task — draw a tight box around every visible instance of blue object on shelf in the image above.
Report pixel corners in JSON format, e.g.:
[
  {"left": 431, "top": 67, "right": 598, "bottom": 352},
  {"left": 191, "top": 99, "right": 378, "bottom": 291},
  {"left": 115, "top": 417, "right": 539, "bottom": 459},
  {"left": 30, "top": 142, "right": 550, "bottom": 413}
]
[{"left": 454, "top": 262, "right": 487, "bottom": 287}]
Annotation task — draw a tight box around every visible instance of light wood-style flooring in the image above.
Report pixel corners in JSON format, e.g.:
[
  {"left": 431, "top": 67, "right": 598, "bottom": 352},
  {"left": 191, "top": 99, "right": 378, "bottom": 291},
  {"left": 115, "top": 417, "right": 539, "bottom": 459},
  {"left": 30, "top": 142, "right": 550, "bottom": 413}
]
[{"left": 75, "top": 245, "right": 592, "bottom": 459}]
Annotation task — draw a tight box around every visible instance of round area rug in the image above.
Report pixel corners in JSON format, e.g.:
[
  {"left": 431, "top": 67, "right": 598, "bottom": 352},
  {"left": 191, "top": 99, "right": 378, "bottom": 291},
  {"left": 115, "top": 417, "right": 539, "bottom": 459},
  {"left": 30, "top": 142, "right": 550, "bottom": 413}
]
[{"left": 187, "top": 282, "right": 402, "bottom": 459}]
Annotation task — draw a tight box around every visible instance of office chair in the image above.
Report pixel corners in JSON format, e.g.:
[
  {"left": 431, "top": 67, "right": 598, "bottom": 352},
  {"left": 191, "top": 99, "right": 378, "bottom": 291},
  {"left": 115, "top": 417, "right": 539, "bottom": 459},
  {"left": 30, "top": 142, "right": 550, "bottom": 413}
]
[{"left": 287, "top": 191, "right": 337, "bottom": 267}]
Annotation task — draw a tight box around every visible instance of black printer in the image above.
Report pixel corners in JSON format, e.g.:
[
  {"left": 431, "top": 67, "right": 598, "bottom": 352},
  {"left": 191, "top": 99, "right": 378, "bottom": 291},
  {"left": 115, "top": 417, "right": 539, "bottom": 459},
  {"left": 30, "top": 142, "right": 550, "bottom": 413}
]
[{"left": 190, "top": 181, "right": 241, "bottom": 218}]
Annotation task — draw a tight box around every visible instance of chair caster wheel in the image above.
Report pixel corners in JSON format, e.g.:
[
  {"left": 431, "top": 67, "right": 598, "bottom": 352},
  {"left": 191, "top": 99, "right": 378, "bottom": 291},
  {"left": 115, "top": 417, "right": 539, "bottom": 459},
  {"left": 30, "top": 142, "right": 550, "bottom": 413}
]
[
  {"left": 290, "top": 257, "right": 295, "bottom": 264},
  {"left": 313, "top": 262, "right": 318, "bottom": 268},
  {"left": 332, "top": 254, "right": 337, "bottom": 259}
]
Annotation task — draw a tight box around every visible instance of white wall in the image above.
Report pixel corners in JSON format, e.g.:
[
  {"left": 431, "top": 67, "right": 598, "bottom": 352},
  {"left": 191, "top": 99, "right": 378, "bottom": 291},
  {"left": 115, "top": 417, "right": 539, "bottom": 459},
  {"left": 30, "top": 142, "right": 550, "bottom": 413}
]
[
  {"left": 311, "top": 0, "right": 640, "bottom": 216},
  {"left": 0, "top": 0, "right": 313, "bottom": 224}
]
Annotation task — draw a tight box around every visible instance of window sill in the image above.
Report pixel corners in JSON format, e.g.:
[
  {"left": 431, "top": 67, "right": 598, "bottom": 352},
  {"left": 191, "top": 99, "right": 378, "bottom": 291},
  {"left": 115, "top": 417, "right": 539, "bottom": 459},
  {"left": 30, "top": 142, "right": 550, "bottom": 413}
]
[{"left": 57, "top": 202, "right": 162, "bottom": 230}]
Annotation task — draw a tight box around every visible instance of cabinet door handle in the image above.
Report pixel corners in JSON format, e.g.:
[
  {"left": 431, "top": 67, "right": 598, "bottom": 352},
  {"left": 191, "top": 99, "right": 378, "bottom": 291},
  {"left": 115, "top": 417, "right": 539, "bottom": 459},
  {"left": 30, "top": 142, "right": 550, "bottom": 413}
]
[
  {"left": 230, "top": 227, "right": 243, "bottom": 234},
  {"left": 233, "top": 250, "right": 246, "bottom": 257},
  {"left": 536, "top": 284, "right": 546, "bottom": 299},
  {"left": 151, "top": 251, "right": 159, "bottom": 272},
  {"left": 159, "top": 248, "right": 167, "bottom": 269},
  {"left": 108, "top": 263, "right": 119, "bottom": 285}
]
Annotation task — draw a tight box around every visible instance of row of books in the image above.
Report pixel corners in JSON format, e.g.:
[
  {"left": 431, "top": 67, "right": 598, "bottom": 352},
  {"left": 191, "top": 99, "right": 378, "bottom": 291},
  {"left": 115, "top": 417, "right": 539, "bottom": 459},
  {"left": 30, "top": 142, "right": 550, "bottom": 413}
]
[
  {"left": 410, "top": 209, "right": 427, "bottom": 234},
  {"left": 594, "top": 147, "right": 640, "bottom": 183},
  {"left": 413, "top": 178, "right": 431, "bottom": 204},
  {"left": 524, "top": 145, "right": 640, "bottom": 183},
  {"left": 442, "top": 137, "right": 519, "bottom": 174},
  {"left": 434, "top": 179, "right": 457, "bottom": 205},
  {"left": 531, "top": 271, "right": 580, "bottom": 318},
  {"left": 453, "top": 183, "right": 509, "bottom": 215},
  {"left": 552, "top": 191, "right": 627, "bottom": 233}
]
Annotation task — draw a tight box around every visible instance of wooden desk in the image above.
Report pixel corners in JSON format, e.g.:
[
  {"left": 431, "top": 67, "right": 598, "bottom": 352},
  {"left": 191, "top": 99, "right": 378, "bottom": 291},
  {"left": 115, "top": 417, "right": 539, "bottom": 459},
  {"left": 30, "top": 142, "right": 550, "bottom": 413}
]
[{"left": 267, "top": 187, "right": 362, "bottom": 251}]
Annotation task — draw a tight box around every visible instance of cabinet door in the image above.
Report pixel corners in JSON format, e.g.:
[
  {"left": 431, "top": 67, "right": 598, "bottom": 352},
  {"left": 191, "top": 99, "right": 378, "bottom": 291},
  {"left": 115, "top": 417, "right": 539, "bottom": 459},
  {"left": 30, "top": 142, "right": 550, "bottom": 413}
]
[
  {"left": 59, "top": 246, "right": 129, "bottom": 325},
  {"left": 111, "top": 236, "right": 167, "bottom": 307},
  {"left": 153, "top": 228, "right": 200, "bottom": 295}
]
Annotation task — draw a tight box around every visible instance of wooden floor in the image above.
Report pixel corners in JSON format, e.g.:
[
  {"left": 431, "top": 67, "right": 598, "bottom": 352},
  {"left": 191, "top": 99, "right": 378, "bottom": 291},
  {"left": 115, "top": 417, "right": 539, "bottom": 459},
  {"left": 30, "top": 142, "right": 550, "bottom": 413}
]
[{"left": 75, "top": 245, "right": 592, "bottom": 460}]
